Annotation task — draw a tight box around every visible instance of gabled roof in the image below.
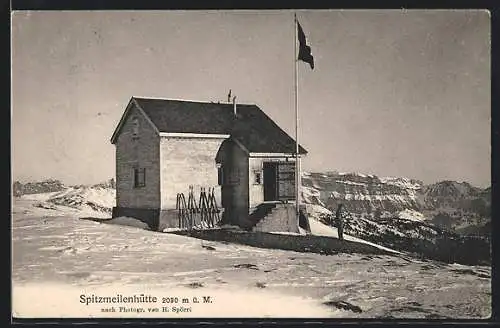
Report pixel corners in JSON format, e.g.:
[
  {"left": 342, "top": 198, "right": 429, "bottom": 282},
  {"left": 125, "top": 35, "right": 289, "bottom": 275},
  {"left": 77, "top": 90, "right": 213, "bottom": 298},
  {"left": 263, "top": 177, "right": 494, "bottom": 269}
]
[{"left": 110, "top": 97, "right": 307, "bottom": 155}]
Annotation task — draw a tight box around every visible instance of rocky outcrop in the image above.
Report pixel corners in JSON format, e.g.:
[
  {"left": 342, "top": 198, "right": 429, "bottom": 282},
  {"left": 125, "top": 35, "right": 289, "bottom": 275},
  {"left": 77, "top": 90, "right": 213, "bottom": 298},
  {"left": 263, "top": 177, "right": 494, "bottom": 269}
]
[
  {"left": 302, "top": 172, "right": 422, "bottom": 215},
  {"left": 301, "top": 171, "right": 491, "bottom": 265},
  {"left": 301, "top": 171, "right": 490, "bottom": 235}
]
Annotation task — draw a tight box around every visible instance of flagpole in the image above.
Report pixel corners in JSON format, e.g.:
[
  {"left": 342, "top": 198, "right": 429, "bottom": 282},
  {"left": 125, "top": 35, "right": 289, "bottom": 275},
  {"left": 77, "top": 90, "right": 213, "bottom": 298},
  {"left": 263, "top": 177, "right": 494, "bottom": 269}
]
[{"left": 294, "top": 12, "right": 300, "bottom": 226}]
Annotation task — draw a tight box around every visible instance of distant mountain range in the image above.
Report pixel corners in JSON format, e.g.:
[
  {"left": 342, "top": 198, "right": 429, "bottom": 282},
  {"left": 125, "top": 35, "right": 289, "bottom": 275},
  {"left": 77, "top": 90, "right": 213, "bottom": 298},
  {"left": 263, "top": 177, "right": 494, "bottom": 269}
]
[
  {"left": 301, "top": 171, "right": 490, "bottom": 236},
  {"left": 301, "top": 171, "right": 491, "bottom": 265}
]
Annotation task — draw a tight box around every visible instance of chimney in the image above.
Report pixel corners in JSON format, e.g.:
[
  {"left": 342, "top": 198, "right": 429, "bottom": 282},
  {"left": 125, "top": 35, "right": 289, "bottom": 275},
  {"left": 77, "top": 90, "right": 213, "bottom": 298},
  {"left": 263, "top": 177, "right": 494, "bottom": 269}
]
[{"left": 233, "top": 96, "right": 237, "bottom": 117}]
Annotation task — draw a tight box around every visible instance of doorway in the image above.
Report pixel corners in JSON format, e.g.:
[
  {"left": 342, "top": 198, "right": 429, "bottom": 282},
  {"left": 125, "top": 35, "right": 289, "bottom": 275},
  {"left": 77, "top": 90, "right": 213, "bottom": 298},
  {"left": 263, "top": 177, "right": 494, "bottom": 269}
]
[{"left": 263, "top": 162, "right": 278, "bottom": 201}]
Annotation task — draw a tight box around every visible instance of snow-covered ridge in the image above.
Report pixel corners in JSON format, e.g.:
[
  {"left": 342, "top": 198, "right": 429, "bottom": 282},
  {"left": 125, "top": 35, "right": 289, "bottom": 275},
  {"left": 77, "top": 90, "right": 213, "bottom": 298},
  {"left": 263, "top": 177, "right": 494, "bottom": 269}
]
[
  {"left": 397, "top": 209, "right": 427, "bottom": 222},
  {"left": 379, "top": 176, "right": 423, "bottom": 190},
  {"left": 301, "top": 186, "right": 325, "bottom": 207},
  {"left": 47, "top": 186, "right": 116, "bottom": 212},
  {"left": 335, "top": 180, "right": 367, "bottom": 186},
  {"left": 302, "top": 171, "right": 423, "bottom": 215},
  {"left": 337, "top": 172, "right": 378, "bottom": 179},
  {"left": 18, "top": 181, "right": 116, "bottom": 217},
  {"left": 331, "top": 193, "right": 418, "bottom": 202}
]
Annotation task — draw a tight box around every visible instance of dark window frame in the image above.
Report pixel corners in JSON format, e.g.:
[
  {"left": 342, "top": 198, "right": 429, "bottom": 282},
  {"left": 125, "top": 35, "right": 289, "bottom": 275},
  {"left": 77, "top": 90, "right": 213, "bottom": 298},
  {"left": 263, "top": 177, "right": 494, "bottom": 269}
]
[
  {"left": 133, "top": 168, "right": 146, "bottom": 188},
  {"left": 217, "top": 165, "right": 224, "bottom": 186}
]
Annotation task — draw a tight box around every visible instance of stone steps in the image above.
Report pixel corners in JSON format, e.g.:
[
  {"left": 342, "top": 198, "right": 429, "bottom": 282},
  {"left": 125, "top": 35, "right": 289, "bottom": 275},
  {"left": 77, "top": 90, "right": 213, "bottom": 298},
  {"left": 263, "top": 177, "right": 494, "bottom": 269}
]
[{"left": 247, "top": 203, "right": 278, "bottom": 229}]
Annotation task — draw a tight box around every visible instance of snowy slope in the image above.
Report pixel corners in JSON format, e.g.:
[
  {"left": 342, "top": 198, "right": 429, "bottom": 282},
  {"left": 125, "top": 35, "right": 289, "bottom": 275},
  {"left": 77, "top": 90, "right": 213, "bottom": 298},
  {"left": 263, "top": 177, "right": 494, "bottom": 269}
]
[
  {"left": 301, "top": 186, "right": 326, "bottom": 207},
  {"left": 302, "top": 193, "right": 489, "bottom": 265},
  {"left": 397, "top": 209, "right": 427, "bottom": 222},
  {"left": 12, "top": 202, "right": 491, "bottom": 319},
  {"left": 47, "top": 186, "right": 115, "bottom": 215},
  {"left": 305, "top": 205, "right": 400, "bottom": 254},
  {"left": 15, "top": 183, "right": 116, "bottom": 219},
  {"left": 21, "top": 191, "right": 64, "bottom": 202}
]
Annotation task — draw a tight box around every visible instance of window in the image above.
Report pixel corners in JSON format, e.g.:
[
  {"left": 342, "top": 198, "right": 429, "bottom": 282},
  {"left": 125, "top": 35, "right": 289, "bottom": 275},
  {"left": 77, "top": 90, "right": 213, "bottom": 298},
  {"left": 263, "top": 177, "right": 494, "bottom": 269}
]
[
  {"left": 131, "top": 117, "right": 140, "bottom": 138},
  {"left": 227, "top": 167, "right": 240, "bottom": 185},
  {"left": 133, "top": 168, "right": 146, "bottom": 188},
  {"left": 217, "top": 165, "right": 224, "bottom": 186},
  {"left": 254, "top": 170, "right": 262, "bottom": 185}
]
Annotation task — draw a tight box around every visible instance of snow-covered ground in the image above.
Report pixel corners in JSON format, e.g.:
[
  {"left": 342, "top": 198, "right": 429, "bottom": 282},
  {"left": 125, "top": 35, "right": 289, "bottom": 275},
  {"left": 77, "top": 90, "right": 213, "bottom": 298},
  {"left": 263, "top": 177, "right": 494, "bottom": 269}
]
[
  {"left": 54, "top": 186, "right": 115, "bottom": 209},
  {"left": 304, "top": 204, "right": 400, "bottom": 254},
  {"left": 307, "top": 217, "right": 401, "bottom": 254},
  {"left": 15, "top": 187, "right": 115, "bottom": 219},
  {"left": 13, "top": 197, "right": 110, "bottom": 219},
  {"left": 12, "top": 198, "right": 491, "bottom": 319},
  {"left": 397, "top": 209, "right": 427, "bottom": 222},
  {"left": 46, "top": 186, "right": 115, "bottom": 214},
  {"left": 19, "top": 191, "right": 63, "bottom": 201}
]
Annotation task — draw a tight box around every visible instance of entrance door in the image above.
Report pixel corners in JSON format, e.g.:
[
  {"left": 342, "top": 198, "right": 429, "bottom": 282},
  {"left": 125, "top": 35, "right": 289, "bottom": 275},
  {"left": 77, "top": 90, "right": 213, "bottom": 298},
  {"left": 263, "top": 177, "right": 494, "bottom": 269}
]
[
  {"left": 277, "top": 162, "right": 295, "bottom": 201},
  {"left": 263, "top": 162, "right": 278, "bottom": 201}
]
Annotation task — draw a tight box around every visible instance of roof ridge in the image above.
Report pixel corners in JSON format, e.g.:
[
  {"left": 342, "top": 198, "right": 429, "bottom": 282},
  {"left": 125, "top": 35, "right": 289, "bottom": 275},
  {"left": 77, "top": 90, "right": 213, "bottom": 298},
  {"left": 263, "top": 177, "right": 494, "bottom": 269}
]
[
  {"left": 132, "top": 96, "right": 257, "bottom": 107},
  {"left": 111, "top": 97, "right": 307, "bottom": 154}
]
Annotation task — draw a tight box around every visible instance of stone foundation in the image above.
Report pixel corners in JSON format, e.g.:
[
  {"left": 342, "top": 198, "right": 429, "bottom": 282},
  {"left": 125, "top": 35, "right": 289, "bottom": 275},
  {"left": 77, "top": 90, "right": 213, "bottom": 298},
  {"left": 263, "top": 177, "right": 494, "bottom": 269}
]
[
  {"left": 111, "top": 207, "right": 224, "bottom": 232},
  {"left": 112, "top": 206, "right": 159, "bottom": 231},
  {"left": 159, "top": 209, "right": 179, "bottom": 231},
  {"left": 159, "top": 209, "right": 225, "bottom": 231}
]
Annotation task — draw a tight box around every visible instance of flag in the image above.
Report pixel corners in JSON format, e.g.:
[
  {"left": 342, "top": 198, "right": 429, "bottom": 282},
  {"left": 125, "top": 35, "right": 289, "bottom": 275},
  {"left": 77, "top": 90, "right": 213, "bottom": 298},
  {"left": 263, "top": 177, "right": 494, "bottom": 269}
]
[{"left": 297, "top": 20, "right": 314, "bottom": 69}]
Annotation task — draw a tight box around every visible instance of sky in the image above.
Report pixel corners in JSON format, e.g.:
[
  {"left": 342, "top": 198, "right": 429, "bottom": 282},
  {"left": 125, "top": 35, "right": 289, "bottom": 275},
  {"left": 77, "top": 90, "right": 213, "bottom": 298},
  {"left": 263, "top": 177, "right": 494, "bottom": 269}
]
[{"left": 11, "top": 10, "right": 491, "bottom": 187}]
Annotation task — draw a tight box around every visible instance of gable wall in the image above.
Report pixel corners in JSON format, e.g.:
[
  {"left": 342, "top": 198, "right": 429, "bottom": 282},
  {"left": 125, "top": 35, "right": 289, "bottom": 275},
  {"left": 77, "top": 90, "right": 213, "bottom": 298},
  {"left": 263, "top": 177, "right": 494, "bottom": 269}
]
[
  {"left": 159, "top": 136, "right": 226, "bottom": 209},
  {"left": 115, "top": 105, "right": 161, "bottom": 209}
]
